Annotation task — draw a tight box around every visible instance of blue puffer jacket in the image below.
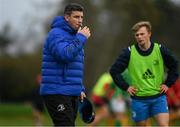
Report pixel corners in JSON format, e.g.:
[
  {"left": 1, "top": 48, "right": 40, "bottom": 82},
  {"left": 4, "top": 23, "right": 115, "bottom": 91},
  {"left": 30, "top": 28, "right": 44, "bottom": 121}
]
[{"left": 40, "top": 16, "right": 87, "bottom": 96}]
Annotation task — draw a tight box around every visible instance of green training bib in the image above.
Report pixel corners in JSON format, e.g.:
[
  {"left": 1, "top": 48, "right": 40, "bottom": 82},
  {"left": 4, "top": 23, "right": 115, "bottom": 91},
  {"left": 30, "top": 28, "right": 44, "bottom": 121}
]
[{"left": 128, "top": 43, "right": 164, "bottom": 96}]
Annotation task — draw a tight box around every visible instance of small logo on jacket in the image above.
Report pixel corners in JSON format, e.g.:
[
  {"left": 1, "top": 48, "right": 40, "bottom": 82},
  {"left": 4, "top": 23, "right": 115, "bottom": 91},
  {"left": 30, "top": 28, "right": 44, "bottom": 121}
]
[
  {"left": 142, "top": 69, "right": 155, "bottom": 79},
  {"left": 153, "top": 59, "right": 159, "bottom": 65},
  {"left": 57, "top": 104, "right": 65, "bottom": 112}
]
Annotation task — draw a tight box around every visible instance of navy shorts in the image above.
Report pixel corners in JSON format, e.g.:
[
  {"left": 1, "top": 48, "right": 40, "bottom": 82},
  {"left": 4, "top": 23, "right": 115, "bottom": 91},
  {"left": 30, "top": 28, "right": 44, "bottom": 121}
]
[{"left": 131, "top": 95, "right": 168, "bottom": 122}]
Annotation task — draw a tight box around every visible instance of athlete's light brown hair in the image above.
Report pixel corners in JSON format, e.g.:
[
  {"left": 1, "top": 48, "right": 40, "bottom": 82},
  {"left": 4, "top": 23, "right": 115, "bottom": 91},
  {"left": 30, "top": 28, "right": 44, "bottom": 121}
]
[{"left": 132, "top": 21, "right": 152, "bottom": 33}]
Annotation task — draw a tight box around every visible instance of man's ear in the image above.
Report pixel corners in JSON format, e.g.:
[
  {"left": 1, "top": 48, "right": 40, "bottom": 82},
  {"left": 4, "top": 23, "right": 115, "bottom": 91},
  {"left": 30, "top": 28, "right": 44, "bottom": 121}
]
[
  {"left": 149, "top": 32, "right": 152, "bottom": 37},
  {"left": 64, "top": 15, "right": 69, "bottom": 21}
]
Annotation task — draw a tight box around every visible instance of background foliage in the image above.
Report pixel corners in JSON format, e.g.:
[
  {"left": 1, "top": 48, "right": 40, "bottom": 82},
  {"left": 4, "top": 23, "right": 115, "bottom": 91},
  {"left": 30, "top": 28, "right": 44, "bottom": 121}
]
[{"left": 0, "top": 0, "right": 179, "bottom": 101}]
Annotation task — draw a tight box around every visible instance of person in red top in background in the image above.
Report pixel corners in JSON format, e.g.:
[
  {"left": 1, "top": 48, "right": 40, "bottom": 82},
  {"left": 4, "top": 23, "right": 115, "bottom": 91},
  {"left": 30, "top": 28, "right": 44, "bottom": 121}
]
[
  {"left": 166, "top": 79, "right": 180, "bottom": 124},
  {"left": 31, "top": 74, "right": 45, "bottom": 126}
]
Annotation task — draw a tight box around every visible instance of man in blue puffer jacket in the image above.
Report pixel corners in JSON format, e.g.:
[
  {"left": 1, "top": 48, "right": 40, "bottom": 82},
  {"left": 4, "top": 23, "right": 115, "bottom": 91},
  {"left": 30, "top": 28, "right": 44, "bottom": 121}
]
[{"left": 40, "top": 3, "right": 91, "bottom": 126}]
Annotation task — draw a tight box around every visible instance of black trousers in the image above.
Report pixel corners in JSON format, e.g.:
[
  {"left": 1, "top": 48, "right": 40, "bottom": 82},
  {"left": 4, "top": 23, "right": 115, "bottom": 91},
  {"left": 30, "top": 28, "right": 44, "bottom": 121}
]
[{"left": 43, "top": 94, "right": 78, "bottom": 126}]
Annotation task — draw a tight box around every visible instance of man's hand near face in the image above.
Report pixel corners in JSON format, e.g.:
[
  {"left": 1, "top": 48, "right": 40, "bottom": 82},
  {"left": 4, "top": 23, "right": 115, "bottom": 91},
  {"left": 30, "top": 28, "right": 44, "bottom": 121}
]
[{"left": 78, "top": 26, "right": 91, "bottom": 39}]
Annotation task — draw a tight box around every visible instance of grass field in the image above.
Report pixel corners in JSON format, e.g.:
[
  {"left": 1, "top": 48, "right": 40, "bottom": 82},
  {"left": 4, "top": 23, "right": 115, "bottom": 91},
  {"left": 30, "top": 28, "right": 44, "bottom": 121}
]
[
  {"left": 0, "top": 103, "right": 180, "bottom": 126},
  {"left": 0, "top": 103, "right": 85, "bottom": 126},
  {"left": 0, "top": 103, "right": 51, "bottom": 126}
]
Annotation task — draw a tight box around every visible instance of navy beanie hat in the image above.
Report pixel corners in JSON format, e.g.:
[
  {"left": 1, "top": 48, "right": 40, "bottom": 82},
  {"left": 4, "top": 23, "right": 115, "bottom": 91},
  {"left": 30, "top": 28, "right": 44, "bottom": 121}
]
[{"left": 78, "top": 97, "right": 95, "bottom": 123}]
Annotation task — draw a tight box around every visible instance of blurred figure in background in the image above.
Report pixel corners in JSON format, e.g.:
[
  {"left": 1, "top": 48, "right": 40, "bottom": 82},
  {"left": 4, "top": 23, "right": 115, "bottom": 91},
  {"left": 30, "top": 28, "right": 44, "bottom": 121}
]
[
  {"left": 90, "top": 71, "right": 130, "bottom": 126},
  {"left": 166, "top": 79, "right": 180, "bottom": 125},
  {"left": 110, "top": 70, "right": 131, "bottom": 126},
  {"left": 90, "top": 72, "right": 114, "bottom": 126},
  {"left": 110, "top": 83, "right": 129, "bottom": 126},
  {"left": 31, "top": 74, "right": 45, "bottom": 126}
]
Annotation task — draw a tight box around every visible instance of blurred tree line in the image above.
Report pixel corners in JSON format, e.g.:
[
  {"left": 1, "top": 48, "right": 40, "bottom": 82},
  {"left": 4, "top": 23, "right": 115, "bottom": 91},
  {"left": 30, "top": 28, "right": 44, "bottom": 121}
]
[{"left": 0, "top": 0, "right": 179, "bottom": 102}]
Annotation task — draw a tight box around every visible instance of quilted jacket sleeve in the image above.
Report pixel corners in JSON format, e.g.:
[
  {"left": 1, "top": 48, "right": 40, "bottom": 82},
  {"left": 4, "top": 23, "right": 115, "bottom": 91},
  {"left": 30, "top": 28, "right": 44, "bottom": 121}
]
[{"left": 46, "top": 29, "right": 87, "bottom": 63}]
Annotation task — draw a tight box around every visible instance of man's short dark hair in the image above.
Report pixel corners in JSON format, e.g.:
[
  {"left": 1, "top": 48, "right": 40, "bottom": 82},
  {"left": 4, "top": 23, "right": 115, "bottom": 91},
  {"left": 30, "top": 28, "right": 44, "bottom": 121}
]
[{"left": 64, "top": 3, "right": 84, "bottom": 15}]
